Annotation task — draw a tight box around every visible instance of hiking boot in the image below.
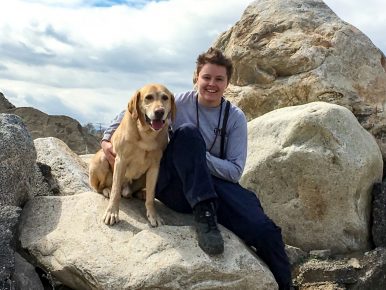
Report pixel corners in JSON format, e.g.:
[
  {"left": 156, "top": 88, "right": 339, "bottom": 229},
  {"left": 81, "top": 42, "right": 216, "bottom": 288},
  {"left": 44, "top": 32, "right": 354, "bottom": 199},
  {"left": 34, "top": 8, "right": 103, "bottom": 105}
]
[{"left": 193, "top": 201, "right": 224, "bottom": 255}]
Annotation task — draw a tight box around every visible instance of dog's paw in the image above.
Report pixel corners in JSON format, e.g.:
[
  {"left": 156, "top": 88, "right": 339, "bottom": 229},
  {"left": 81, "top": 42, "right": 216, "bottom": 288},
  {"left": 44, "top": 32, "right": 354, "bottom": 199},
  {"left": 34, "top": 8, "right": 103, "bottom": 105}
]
[
  {"left": 102, "top": 188, "right": 111, "bottom": 198},
  {"left": 147, "top": 211, "right": 164, "bottom": 227},
  {"left": 103, "top": 206, "right": 119, "bottom": 225}
]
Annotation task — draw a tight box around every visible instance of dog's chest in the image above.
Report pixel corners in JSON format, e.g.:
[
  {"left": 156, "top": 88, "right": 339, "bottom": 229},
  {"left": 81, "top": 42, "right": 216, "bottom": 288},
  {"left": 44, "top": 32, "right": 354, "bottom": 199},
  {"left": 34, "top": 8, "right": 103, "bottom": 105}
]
[{"left": 123, "top": 149, "right": 158, "bottom": 180}]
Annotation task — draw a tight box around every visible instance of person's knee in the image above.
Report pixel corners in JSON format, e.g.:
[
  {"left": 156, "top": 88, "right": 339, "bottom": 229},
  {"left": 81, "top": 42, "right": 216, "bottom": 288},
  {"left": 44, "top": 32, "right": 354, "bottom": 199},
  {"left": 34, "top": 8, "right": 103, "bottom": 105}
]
[
  {"left": 174, "top": 123, "right": 204, "bottom": 144},
  {"left": 175, "top": 123, "right": 199, "bottom": 135}
]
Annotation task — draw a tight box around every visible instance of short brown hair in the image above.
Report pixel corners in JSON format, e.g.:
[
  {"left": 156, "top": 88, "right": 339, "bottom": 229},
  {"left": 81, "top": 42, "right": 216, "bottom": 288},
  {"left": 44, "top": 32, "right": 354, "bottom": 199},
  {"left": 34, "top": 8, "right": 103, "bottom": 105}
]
[{"left": 193, "top": 47, "right": 233, "bottom": 84}]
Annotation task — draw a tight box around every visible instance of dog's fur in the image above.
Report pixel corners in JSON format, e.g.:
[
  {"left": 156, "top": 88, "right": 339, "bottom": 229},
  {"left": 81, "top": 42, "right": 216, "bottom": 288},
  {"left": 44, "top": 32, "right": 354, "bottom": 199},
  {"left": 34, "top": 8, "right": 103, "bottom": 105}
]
[{"left": 89, "top": 84, "right": 175, "bottom": 227}]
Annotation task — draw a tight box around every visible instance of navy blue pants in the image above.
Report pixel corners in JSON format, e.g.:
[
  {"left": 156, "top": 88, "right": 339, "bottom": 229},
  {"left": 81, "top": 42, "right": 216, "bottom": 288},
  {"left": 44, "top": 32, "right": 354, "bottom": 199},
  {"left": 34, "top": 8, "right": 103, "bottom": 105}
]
[{"left": 155, "top": 124, "right": 292, "bottom": 289}]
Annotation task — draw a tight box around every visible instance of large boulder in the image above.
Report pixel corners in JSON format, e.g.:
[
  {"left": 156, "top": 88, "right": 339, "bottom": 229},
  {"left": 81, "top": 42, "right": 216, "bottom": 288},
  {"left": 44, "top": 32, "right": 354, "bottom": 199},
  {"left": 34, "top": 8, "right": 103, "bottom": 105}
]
[
  {"left": 214, "top": 0, "right": 386, "bottom": 159},
  {"left": 0, "top": 93, "right": 100, "bottom": 155},
  {"left": 240, "top": 102, "right": 383, "bottom": 253},
  {"left": 0, "top": 113, "right": 38, "bottom": 289},
  {"left": 0, "top": 114, "right": 36, "bottom": 206},
  {"left": 34, "top": 137, "right": 92, "bottom": 195},
  {"left": 20, "top": 136, "right": 278, "bottom": 289},
  {"left": 0, "top": 206, "right": 20, "bottom": 290},
  {"left": 19, "top": 192, "right": 277, "bottom": 290}
]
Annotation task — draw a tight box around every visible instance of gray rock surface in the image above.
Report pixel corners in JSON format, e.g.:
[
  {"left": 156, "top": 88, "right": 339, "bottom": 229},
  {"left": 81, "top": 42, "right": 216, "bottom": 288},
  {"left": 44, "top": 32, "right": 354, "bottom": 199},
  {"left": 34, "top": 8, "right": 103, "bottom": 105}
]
[
  {"left": 349, "top": 248, "right": 386, "bottom": 290},
  {"left": 294, "top": 248, "right": 386, "bottom": 289},
  {"left": 14, "top": 253, "right": 44, "bottom": 290},
  {"left": 214, "top": 0, "right": 386, "bottom": 160},
  {"left": 371, "top": 182, "right": 386, "bottom": 247},
  {"left": 0, "top": 113, "right": 51, "bottom": 290},
  {"left": 34, "top": 137, "right": 92, "bottom": 196},
  {"left": 0, "top": 206, "right": 21, "bottom": 290},
  {"left": 0, "top": 93, "right": 100, "bottom": 155},
  {"left": 296, "top": 258, "right": 358, "bottom": 285},
  {"left": 285, "top": 245, "right": 308, "bottom": 267},
  {"left": 19, "top": 192, "right": 277, "bottom": 290},
  {"left": 0, "top": 92, "right": 15, "bottom": 110},
  {"left": 2, "top": 1, "right": 386, "bottom": 289},
  {"left": 0, "top": 114, "right": 36, "bottom": 206},
  {"left": 240, "top": 102, "right": 383, "bottom": 253}
]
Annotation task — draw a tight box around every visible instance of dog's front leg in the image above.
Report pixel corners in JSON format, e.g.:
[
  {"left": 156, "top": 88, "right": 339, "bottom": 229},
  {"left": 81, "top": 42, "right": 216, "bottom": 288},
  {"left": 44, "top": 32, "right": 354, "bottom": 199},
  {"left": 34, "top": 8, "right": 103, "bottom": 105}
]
[
  {"left": 145, "top": 165, "right": 164, "bottom": 227},
  {"left": 103, "top": 156, "right": 125, "bottom": 225}
]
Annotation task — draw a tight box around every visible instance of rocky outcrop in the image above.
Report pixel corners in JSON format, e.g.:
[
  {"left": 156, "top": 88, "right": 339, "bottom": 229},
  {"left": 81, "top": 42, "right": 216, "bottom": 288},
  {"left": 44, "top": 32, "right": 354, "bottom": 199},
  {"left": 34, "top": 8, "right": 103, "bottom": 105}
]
[
  {"left": 294, "top": 247, "right": 386, "bottom": 289},
  {"left": 0, "top": 93, "right": 100, "bottom": 155},
  {"left": 0, "top": 114, "right": 36, "bottom": 206},
  {"left": 240, "top": 102, "right": 383, "bottom": 253},
  {"left": 215, "top": 0, "right": 386, "bottom": 160},
  {"left": 2, "top": 0, "right": 386, "bottom": 288},
  {"left": 0, "top": 92, "right": 15, "bottom": 110},
  {"left": 371, "top": 182, "right": 386, "bottom": 247},
  {"left": 19, "top": 138, "right": 277, "bottom": 289},
  {"left": 0, "top": 206, "right": 20, "bottom": 290},
  {"left": 34, "top": 137, "right": 92, "bottom": 196},
  {"left": 13, "top": 253, "right": 44, "bottom": 290},
  {"left": 19, "top": 192, "right": 277, "bottom": 290},
  {"left": 0, "top": 103, "right": 381, "bottom": 288},
  {"left": 0, "top": 114, "right": 40, "bottom": 289}
]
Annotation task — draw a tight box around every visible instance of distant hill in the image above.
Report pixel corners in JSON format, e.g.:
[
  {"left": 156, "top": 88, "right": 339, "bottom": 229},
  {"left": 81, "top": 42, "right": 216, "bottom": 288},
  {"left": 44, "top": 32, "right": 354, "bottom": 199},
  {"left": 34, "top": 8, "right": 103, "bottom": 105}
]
[{"left": 0, "top": 92, "right": 100, "bottom": 154}]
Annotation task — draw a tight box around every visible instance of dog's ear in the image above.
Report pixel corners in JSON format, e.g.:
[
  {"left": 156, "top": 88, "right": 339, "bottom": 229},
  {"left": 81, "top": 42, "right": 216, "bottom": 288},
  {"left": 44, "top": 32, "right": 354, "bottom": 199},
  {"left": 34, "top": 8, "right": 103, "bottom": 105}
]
[
  {"left": 137, "top": 100, "right": 146, "bottom": 126},
  {"left": 128, "top": 89, "right": 146, "bottom": 126},
  {"left": 128, "top": 90, "right": 140, "bottom": 120}
]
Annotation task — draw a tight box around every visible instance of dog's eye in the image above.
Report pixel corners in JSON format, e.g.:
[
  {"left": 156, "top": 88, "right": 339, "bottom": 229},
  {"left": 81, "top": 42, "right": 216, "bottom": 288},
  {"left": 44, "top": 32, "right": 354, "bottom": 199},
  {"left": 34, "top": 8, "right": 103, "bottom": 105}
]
[
  {"left": 145, "top": 95, "right": 154, "bottom": 101},
  {"left": 161, "top": 94, "right": 169, "bottom": 101}
]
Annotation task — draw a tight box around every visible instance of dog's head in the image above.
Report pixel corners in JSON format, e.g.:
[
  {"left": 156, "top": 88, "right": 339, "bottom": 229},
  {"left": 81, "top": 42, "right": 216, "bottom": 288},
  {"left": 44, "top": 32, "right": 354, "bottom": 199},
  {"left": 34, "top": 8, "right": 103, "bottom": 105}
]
[{"left": 128, "top": 83, "right": 175, "bottom": 131}]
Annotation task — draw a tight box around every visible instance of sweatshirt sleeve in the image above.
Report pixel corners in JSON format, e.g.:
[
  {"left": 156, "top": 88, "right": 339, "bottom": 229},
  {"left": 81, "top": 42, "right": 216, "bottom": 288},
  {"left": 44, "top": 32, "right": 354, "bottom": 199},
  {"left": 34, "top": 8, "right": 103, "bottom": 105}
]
[
  {"left": 101, "top": 110, "right": 125, "bottom": 142},
  {"left": 205, "top": 110, "right": 248, "bottom": 183}
]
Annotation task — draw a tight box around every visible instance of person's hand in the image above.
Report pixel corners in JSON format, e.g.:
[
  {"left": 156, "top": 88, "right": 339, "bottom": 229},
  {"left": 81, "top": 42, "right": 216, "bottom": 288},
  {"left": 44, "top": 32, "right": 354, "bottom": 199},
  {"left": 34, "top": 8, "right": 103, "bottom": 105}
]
[{"left": 101, "top": 140, "right": 116, "bottom": 168}]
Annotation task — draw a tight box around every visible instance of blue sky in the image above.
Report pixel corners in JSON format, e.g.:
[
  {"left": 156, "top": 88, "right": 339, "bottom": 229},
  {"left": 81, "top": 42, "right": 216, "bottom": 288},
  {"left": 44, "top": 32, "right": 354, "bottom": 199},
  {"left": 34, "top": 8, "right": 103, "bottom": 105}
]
[{"left": 0, "top": 0, "right": 385, "bottom": 127}]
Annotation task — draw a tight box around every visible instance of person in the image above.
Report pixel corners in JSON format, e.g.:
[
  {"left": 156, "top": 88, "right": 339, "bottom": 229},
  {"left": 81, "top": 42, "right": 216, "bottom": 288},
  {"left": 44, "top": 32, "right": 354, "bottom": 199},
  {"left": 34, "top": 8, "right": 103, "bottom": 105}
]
[{"left": 101, "top": 48, "right": 292, "bottom": 289}]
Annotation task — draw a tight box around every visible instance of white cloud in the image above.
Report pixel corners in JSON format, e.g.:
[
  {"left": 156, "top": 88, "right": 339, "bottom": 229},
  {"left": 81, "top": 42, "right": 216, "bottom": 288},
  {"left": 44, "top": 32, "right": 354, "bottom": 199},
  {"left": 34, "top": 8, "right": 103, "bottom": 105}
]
[
  {"left": 0, "top": 0, "right": 385, "bottom": 126},
  {"left": 0, "top": 0, "right": 252, "bottom": 125}
]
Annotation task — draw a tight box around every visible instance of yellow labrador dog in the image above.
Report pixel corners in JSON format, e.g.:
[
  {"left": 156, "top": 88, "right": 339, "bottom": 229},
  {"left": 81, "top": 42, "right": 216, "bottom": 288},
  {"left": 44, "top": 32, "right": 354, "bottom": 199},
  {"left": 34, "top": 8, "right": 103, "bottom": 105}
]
[{"left": 89, "top": 84, "right": 175, "bottom": 227}]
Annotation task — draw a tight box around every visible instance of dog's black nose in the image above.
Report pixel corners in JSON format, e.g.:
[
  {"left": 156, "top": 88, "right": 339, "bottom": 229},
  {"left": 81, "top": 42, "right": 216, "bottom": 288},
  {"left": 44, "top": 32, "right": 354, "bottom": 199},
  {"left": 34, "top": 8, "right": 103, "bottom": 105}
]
[{"left": 154, "top": 108, "right": 165, "bottom": 119}]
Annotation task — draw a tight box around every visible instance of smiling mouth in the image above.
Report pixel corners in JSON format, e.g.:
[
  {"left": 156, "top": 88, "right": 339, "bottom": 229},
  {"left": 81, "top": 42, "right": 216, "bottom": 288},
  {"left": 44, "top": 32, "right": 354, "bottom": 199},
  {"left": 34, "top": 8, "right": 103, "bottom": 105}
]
[{"left": 145, "top": 115, "right": 165, "bottom": 131}]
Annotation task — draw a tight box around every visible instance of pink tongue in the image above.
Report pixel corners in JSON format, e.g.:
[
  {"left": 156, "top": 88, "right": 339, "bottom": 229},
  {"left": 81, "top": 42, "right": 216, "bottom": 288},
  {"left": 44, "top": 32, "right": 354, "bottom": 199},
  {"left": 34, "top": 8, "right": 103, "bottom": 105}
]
[{"left": 151, "top": 120, "right": 164, "bottom": 130}]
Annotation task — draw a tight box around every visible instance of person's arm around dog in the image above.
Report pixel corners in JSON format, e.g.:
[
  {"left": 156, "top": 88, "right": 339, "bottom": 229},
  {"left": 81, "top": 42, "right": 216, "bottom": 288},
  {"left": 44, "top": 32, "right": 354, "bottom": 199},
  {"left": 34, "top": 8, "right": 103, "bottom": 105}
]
[{"left": 101, "top": 140, "right": 115, "bottom": 168}]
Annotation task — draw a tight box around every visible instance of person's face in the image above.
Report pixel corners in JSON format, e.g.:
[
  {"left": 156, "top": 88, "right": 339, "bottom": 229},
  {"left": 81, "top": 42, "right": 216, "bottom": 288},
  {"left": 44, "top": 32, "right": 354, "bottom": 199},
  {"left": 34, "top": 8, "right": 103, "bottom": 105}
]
[{"left": 196, "top": 63, "right": 228, "bottom": 107}]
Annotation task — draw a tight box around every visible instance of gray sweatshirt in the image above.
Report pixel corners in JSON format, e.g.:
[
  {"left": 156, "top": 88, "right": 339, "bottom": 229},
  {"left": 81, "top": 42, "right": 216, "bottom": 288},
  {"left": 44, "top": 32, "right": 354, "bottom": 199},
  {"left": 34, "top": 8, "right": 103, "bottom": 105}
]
[{"left": 102, "top": 90, "right": 248, "bottom": 183}]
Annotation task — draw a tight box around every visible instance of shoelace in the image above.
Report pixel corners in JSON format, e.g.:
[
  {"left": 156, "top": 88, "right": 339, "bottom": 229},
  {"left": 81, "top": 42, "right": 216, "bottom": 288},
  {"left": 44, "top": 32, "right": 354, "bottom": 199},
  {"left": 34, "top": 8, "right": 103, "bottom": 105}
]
[{"left": 203, "top": 210, "right": 218, "bottom": 232}]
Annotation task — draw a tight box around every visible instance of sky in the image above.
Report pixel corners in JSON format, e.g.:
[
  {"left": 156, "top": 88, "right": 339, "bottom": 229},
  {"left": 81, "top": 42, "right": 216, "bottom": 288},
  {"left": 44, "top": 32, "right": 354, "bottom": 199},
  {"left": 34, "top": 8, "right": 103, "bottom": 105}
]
[{"left": 0, "top": 0, "right": 385, "bottom": 127}]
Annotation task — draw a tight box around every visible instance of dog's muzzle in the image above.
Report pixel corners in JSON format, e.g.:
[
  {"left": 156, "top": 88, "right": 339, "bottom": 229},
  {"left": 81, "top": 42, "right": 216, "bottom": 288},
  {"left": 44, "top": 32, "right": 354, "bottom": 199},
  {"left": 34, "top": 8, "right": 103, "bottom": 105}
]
[{"left": 146, "top": 108, "right": 166, "bottom": 131}]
